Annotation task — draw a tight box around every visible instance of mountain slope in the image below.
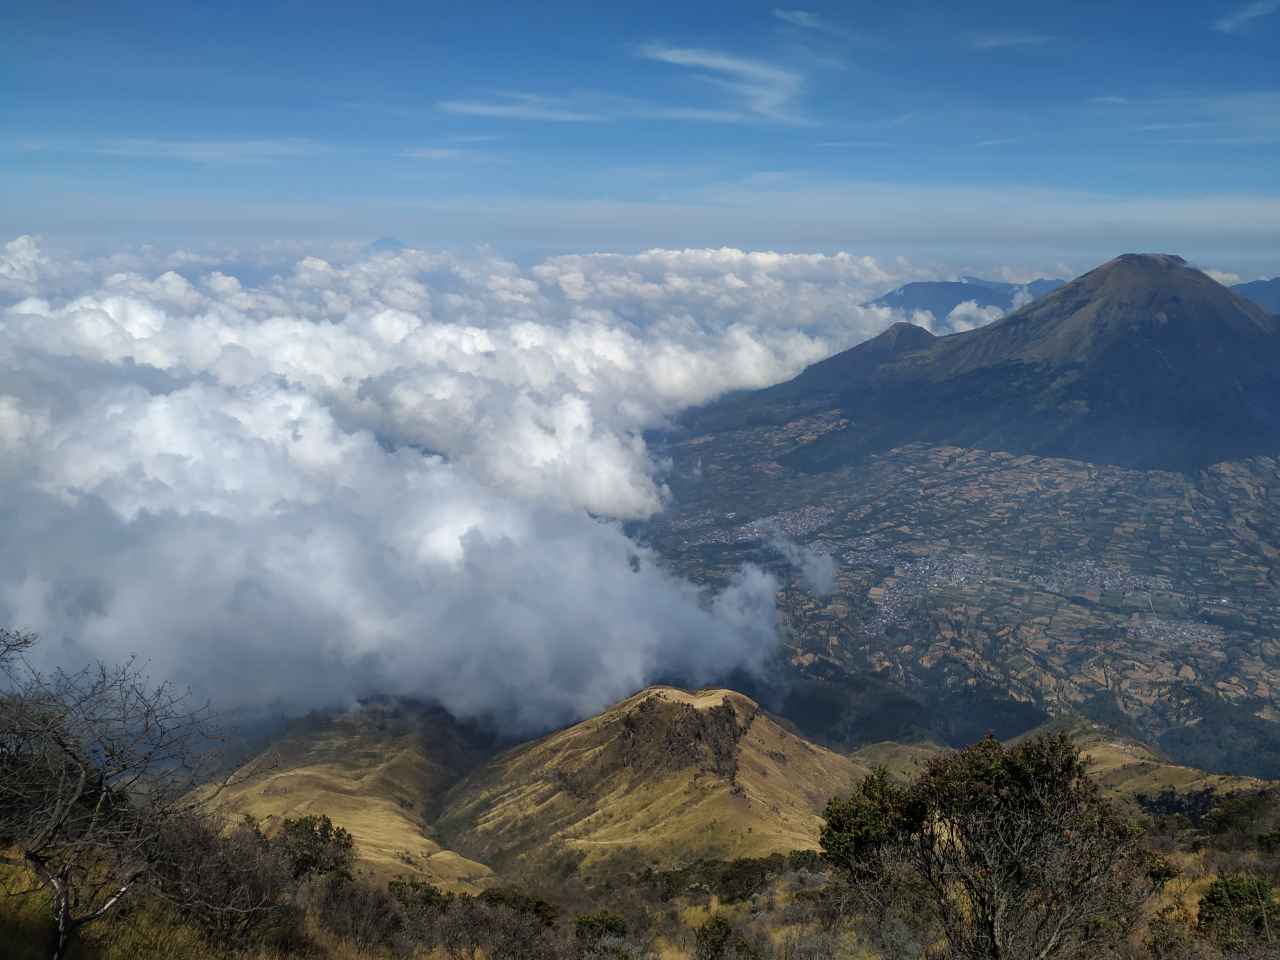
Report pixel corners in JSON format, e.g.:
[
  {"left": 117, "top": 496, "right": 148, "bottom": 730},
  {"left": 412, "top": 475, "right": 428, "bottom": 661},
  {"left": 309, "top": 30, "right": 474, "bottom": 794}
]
[
  {"left": 1006, "top": 714, "right": 1262, "bottom": 814},
  {"left": 222, "top": 702, "right": 499, "bottom": 890},
  {"left": 220, "top": 694, "right": 1271, "bottom": 892},
  {"left": 1234, "top": 277, "right": 1280, "bottom": 314},
  {"left": 852, "top": 714, "right": 1261, "bottom": 810},
  {"left": 433, "top": 686, "right": 870, "bottom": 883},
  {"left": 697, "top": 254, "right": 1280, "bottom": 473}
]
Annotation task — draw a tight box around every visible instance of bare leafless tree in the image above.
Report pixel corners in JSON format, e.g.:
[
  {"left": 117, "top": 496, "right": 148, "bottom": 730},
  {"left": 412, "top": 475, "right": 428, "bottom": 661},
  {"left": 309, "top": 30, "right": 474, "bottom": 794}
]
[
  {"left": 0, "top": 627, "right": 35, "bottom": 665},
  {"left": 146, "top": 809, "right": 301, "bottom": 949},
  {"left": 0, "top": 632, "right": 261, "bottom": 960}
]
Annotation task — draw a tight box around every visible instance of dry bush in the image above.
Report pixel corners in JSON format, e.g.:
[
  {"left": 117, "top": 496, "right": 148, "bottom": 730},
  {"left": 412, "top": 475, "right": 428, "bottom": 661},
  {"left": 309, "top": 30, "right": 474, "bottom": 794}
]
[
  {"left": 823, "top": 735, "right": 1161, "bottom": 960},
  {"left": 147, "top": 810, "right": 302, "bottom": 949},
  {"left": 0, "top": 629, "right": 256, "bottom": 960},
  {"left": 307, "top": 875, "right": 406, "bottom": 954}
]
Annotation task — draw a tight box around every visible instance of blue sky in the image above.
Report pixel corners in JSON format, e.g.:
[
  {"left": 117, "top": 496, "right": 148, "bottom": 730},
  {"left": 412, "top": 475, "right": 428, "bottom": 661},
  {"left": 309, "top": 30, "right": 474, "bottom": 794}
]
[{"left": 2, "top": 0, "right": 1278, "bottom": 271}]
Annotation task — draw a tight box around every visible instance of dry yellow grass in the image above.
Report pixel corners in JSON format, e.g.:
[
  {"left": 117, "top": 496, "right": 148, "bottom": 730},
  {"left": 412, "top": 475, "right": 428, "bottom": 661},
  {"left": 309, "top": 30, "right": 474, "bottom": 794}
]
[
  {"left": 435, "top": 686, "right": 870, "bottom": 880},
  {"left": 213, "top": 693, "right": 1256, "bottom": 896},
  {"left": 0, "top": 872, "right": 212, "bottom": 960},
  {"left": 1008, "top": 714, "right": 1263, "bottom": 810},
  {"left": 850, "top": 740, "right": 951, "bottom": 784},
  {"left": 219, "top": 707, "right": 496, "bottom": 891},
  {"left": 856, "top": 714, "right": 1261, "bottom": 808}
]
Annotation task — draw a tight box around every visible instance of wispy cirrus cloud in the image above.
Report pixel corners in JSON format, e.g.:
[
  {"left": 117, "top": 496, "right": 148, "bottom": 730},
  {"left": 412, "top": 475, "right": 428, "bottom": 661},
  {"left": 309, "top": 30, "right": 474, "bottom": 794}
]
[
  {"left": 1217, "top": 0, "right": 1280, "bottom": 32},
  {"left": 1088, "top": 91, "right": 1280, "bottom": 144},
  {"left": 774, "top": 9, "right": 822, "bottom": 29},
  {"left": 438, "top": 94, "right": 605, "bottom": 122},
  {"left": 398, "top": 147, "right": 490, "bottom": 161},
  {"left": 963, "top": 30, "right": 1055, "bottom": 49},
  {"left": 773, "top": 9, "right": 866, "bottom": 42},
  {"left": 437, "top": 45, "right": 803, "bottom": 126},
  {"left": 437, "top": 54, "right": 798, "bottom": 127},
  {"left": 437, "top": 91, "right": 745, "bottom": 124},
  {"left": 637, "top": 106, "right": 746, "bottom": 122},
  {"left": 639, "top": 45, "right": 803, "bottom": 120},
  {"left": 2, "top": 137, "right": 328, "bottom": 165}
]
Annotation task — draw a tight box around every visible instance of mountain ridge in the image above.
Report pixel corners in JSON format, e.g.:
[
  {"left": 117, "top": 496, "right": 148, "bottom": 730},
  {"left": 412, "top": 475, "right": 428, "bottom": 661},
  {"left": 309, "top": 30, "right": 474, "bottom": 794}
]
[
  {"left": 219, "top": 701, "right": 500, "bottom": 890},
  {"left": 434, "top": 685, "right": 870, "bottom": 882},
  {"left": 1234, "top": 276, "right": 1280, "bottom": 313},
  {"left": 219, "top": 687, "right": 1268, "bottom": 891},
  {"left": 692, "top": 253, "right": 1280, "bottom": 473},
  {"left": 861, "top": 276, "right": 1067, "bottom": 333}
]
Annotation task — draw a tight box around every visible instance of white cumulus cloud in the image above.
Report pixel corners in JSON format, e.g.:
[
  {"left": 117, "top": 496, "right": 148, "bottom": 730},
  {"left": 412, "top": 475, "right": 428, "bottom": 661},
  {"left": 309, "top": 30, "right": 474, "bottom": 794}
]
[
  {"left": 1205, "top": 268, "right": 1244, "bottom": 286},
  {"left": 945, "top": 299, "right": 1006, "bottom": 333},
  {"left": 0, "top": 237, "right": 911, "bottom": 731}
]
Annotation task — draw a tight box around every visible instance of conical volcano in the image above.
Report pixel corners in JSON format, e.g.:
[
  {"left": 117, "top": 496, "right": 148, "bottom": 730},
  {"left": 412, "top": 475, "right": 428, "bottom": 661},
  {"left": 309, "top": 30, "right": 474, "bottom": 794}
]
[{"left": 703, "top": 254, "right": 1280, "bottom": 473}]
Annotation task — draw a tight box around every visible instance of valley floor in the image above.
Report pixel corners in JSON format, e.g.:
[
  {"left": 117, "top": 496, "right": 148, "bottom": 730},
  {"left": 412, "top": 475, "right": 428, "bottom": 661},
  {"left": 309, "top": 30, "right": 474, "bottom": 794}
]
[{"left": 643, "top": 438, "right": 1280, "bottom": 777}]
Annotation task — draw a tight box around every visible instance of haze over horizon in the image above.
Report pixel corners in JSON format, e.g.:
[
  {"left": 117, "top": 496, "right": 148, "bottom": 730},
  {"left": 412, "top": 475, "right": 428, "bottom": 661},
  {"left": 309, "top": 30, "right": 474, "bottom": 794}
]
[{"left": 1, "top": 1, "right": 1277, "bottom": 734}]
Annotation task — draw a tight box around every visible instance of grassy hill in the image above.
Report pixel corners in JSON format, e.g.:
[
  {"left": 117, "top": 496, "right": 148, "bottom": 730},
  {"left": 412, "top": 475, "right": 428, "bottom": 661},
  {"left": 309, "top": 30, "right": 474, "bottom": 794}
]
[
  {"left": 433, "top": 686, "right": 870, "bottom": 883},
  {"left": 213, "top": 688, "right": 1266, "bottom": 898},
  {"left": 853, "top": 713, "right": 1261, "bottom": 804},
  {"left": 216, "top": 687, "right": 871, "bottom": 890},
  {"left": 849, "top": 738, "right": 952, "bottom": 783},
  {"left": 13, "top": 693, "right": 1272, "bottom": 960},
  {"left": 219, "top": 701, "right": 499, "bottom": 890},
  {"left": 1006, "top": 713, "right": 1264, "bottom": 812}
]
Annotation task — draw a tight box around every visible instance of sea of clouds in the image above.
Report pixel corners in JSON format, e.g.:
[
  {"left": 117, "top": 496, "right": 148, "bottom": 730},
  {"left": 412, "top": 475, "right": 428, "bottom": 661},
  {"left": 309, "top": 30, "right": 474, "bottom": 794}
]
[{"left": 0, "top": 236, "right": 939, "bottom": 731}]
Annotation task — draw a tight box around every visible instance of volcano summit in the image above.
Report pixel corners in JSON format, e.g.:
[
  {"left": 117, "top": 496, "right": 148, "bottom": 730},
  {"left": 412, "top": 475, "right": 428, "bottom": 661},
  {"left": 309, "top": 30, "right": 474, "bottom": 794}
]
[{"left": 699, "top": 254, "right": 1280, "bottom": 473}]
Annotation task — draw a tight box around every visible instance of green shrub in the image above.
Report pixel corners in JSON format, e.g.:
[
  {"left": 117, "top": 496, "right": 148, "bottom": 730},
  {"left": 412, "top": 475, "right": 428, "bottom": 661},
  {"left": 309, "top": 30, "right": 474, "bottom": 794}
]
[
  {"left": 786, "top": 849, "right": 822, "bottom": 872},
  {"left": 727, "top": 934, "right": 763, "bottom": 960},
  {"left": 478, "top": 886, "right": 561, "bottom": 927},
  {"left": 1150, "top": 812, "right": 1195, "bottom": 835},
  {"left": 1134, "top": 785, "right": 1221, "bottom": 827},
  {"left": 389, "top": 875, "right": 457, "bottom": 914},
  {"left": 273, "top": 814, "right": 356, "bottom": 881},
  {"left": 705, "top": 855, "right": 783, "bottom": 902},
  {"left": 693, "top": 915, "right": 734, "bottom": 960},
  {"left": 637, "top": 866, "right": 691, "bottom": 901},
  {"left": 574, "top": 910, "right": 628, "bottom": 939},
  {"left": 1203, "top": 794, "right": 1275, "bottom": 835},
  {"left": 1197, "top": 875, "right": 1277, "bottom": 951},
  {"left": 822, "top": 735, "right": 1156, "bottom": 960}
]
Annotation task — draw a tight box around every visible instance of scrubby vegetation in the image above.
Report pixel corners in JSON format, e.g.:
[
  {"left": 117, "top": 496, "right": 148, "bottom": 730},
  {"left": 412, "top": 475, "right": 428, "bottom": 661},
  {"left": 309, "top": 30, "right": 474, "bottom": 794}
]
[
  {"left": 10, "top": 625, "right": 1280, "bottom": 960},
  {"left": 11, "top": 784, "right": 1280, "bottom": 960}
]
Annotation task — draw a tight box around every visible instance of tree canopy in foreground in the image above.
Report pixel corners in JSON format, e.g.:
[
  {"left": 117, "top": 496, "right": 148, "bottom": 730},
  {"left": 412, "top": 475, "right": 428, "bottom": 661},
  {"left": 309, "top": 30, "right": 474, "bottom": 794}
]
[
  {"left": 822, "top": 732, "right": 1160, "bottom": 960},
  {"left": 0, "top": 629, "right": 271, "bottom": 959}
]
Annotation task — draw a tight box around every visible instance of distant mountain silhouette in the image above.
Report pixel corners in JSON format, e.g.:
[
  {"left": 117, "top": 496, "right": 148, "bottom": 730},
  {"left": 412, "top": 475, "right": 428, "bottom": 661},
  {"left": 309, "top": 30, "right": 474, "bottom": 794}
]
[
  {"left": 696, "top": 254, "right": 1280, "bottom": 473},
  {"left": 962, "top": 276, "right": 1067, "bottom": 299},
  {"left": 1234, "top": 277, "right": 1280, "bottom": 313},
  {"left": 862, "top": 276, "right": 1066, "bottom": 333}
]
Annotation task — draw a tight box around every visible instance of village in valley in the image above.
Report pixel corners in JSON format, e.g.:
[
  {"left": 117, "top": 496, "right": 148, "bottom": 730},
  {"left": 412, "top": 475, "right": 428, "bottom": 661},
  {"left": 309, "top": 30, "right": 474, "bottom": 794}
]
[{"left": 640, "top": 417, "right": 1280, "bottom": 756}]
